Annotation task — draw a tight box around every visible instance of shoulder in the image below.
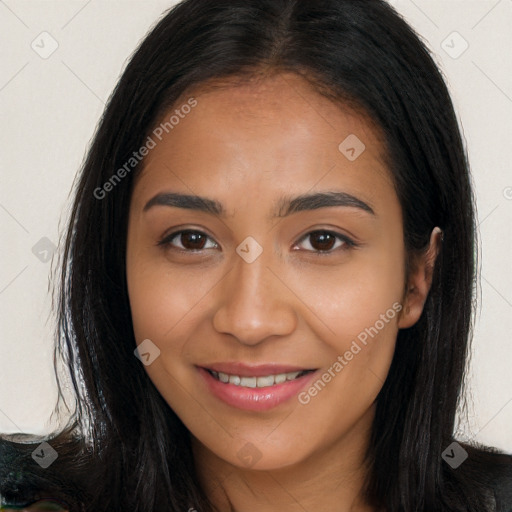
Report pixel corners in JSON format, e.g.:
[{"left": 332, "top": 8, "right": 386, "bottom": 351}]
[
  {"left": 451, "top": 442, "right": 512, "bottom": 512},
  {"left": 472, "top": 445, "right": 512, "bottom": 511},
  {"left": 0, "top": 428, "right": 96, "bottom": 511}
]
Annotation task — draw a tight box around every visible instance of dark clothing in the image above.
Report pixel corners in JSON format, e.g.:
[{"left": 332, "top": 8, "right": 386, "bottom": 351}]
[{"left": 1, "top": 435, "right": 511, "bottom": 511}]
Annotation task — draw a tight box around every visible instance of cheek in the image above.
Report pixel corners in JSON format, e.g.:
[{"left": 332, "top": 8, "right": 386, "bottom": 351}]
[
  {"left": 286, "top": 249, "right": 404, "bottom": 404},
  {"left": 127, "top": 259, "right": 212, "bottom": 409},
  {"left": 127, "top": 254, "right": 215, "bottom": 344},
  {"left": 287, "top": 264, "right": 402, "bottom": 446},
  {"left": 289, "top": 250, "right": 404, "bottom": 346}
]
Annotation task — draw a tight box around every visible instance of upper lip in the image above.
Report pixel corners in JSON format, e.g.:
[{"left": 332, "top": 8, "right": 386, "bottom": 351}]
[{"left": 200, "top": 362, "right": 316, "bottom": 377}]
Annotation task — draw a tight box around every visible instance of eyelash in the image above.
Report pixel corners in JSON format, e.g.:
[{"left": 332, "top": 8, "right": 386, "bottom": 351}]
[{"left": 156, "top": 229, "right": 357, "bottom": 255}]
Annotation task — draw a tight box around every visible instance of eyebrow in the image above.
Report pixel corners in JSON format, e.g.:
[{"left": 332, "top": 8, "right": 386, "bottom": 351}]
[{"left": 143, "top": 191, "right": 375, "bottom": 217}]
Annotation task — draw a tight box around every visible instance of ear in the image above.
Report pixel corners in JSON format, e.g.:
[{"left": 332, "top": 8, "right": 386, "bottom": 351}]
[{"left": 398, "top": 227, "right": 443, "bottom": 329}]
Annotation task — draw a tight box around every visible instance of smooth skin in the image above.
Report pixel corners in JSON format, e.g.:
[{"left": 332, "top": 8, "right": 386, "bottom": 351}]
[{"left": 126, "top": 72, "right": 441, "bottom": 512}]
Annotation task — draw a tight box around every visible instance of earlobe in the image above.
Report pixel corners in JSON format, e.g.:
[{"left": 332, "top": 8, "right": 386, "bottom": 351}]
[{"left": 398, "top": 227, "right": 443, "bottom": 329}]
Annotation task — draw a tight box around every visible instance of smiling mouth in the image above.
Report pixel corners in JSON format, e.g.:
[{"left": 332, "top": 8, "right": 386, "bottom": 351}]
[{"left": 205, "top": 369, "right": 315, "bottom": 388}]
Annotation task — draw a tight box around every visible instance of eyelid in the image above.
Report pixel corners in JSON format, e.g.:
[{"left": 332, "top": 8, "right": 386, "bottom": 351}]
[
  {"left": 158, "top": 227, "right": 357, "bottom": 255},
  {"left": 157, "top": 228, "right": 218, "bottom": 251},
  {"left": 292, "top": 230, "right": 356, "bottom": 253}
]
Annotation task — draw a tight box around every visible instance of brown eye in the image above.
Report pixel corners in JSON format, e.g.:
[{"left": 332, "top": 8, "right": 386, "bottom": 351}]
[
  {"left": 159, "top": 230, "right": 218, "bottom": 251},
  {"left": 179, "top": 231, "right": 208, "bottom": 250},
  {"left": 309, "top": 232, "right": 336, "bottom": 251},
  {"left": 295, "top": 230, "right": 354, "bottom": 253}
]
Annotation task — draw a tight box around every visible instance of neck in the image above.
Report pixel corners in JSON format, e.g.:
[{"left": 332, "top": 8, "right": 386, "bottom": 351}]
[{"left": 191, "top": 405, "right": 377, "bottom": 512}]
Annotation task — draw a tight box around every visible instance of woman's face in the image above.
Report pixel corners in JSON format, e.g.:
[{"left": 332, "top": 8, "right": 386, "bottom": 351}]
[{"left": 126, "top": 73, "right": 423, "bottom": 471}]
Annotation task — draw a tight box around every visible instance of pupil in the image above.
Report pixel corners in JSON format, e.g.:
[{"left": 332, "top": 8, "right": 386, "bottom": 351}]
[
  {"left": 182, "top": 231, "right": 205, "bottom": 250},
  {"left": 311, "top": 232, "right": 335, "bottom": 251}
]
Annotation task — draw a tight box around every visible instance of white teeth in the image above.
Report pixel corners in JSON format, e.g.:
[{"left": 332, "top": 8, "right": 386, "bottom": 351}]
[
  {"left": 212, "top": 370, "right": 307, "bottom": 388},
  {"left": 229, "top": 375, "right": 241, "bottom": 385},
  {"left": 274, "top": 373, "right": 287, "bottom": 384},
  {"left": 256, "top": 375, "right": 275, "bottom": 387},
  {"left": 240, "top": 376, "right": 257, "bottom": 388}
]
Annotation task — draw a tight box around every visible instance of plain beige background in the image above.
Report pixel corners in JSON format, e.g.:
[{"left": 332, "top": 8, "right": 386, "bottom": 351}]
[{"left": 1, "top": 0, "right": 511, "bottom": 452}]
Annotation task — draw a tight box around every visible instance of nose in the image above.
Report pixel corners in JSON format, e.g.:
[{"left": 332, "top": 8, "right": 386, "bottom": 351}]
[{"left": 212, "top": 249, "right": 297, "bottom": 346}]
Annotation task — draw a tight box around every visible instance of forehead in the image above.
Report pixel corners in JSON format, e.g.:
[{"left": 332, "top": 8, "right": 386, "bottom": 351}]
[
  {"left": 132, "top": 72, "right": 394, "bottom": 212},
  {"left": 172, "top": 72, "right": 386, "bottom": 145}
]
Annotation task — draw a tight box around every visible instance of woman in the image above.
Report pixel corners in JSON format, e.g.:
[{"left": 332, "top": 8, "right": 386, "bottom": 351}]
[{"left": 1, "top": 0, "right": 511, "bottom": 511}]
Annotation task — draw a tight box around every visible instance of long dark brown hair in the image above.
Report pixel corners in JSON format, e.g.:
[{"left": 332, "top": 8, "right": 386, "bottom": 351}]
[{"left": 2, "top": 1, "right": 511, "bottom": 511}]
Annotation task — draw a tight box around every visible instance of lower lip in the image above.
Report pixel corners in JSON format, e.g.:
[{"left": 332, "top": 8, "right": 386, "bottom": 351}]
[{"left": 197, "top": 367, "right": 318, "bottom": 412}]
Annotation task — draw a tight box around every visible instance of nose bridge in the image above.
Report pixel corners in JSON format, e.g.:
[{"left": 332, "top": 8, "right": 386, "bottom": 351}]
[
  {"left": 212, "top": 243, "right": 296, "bottom": 344},
  {"left": 229, "top": 245, "right": 278, "bottom": 316},
  {"left": 234, "top": 248, "right": 271, "bottom": 305}
]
